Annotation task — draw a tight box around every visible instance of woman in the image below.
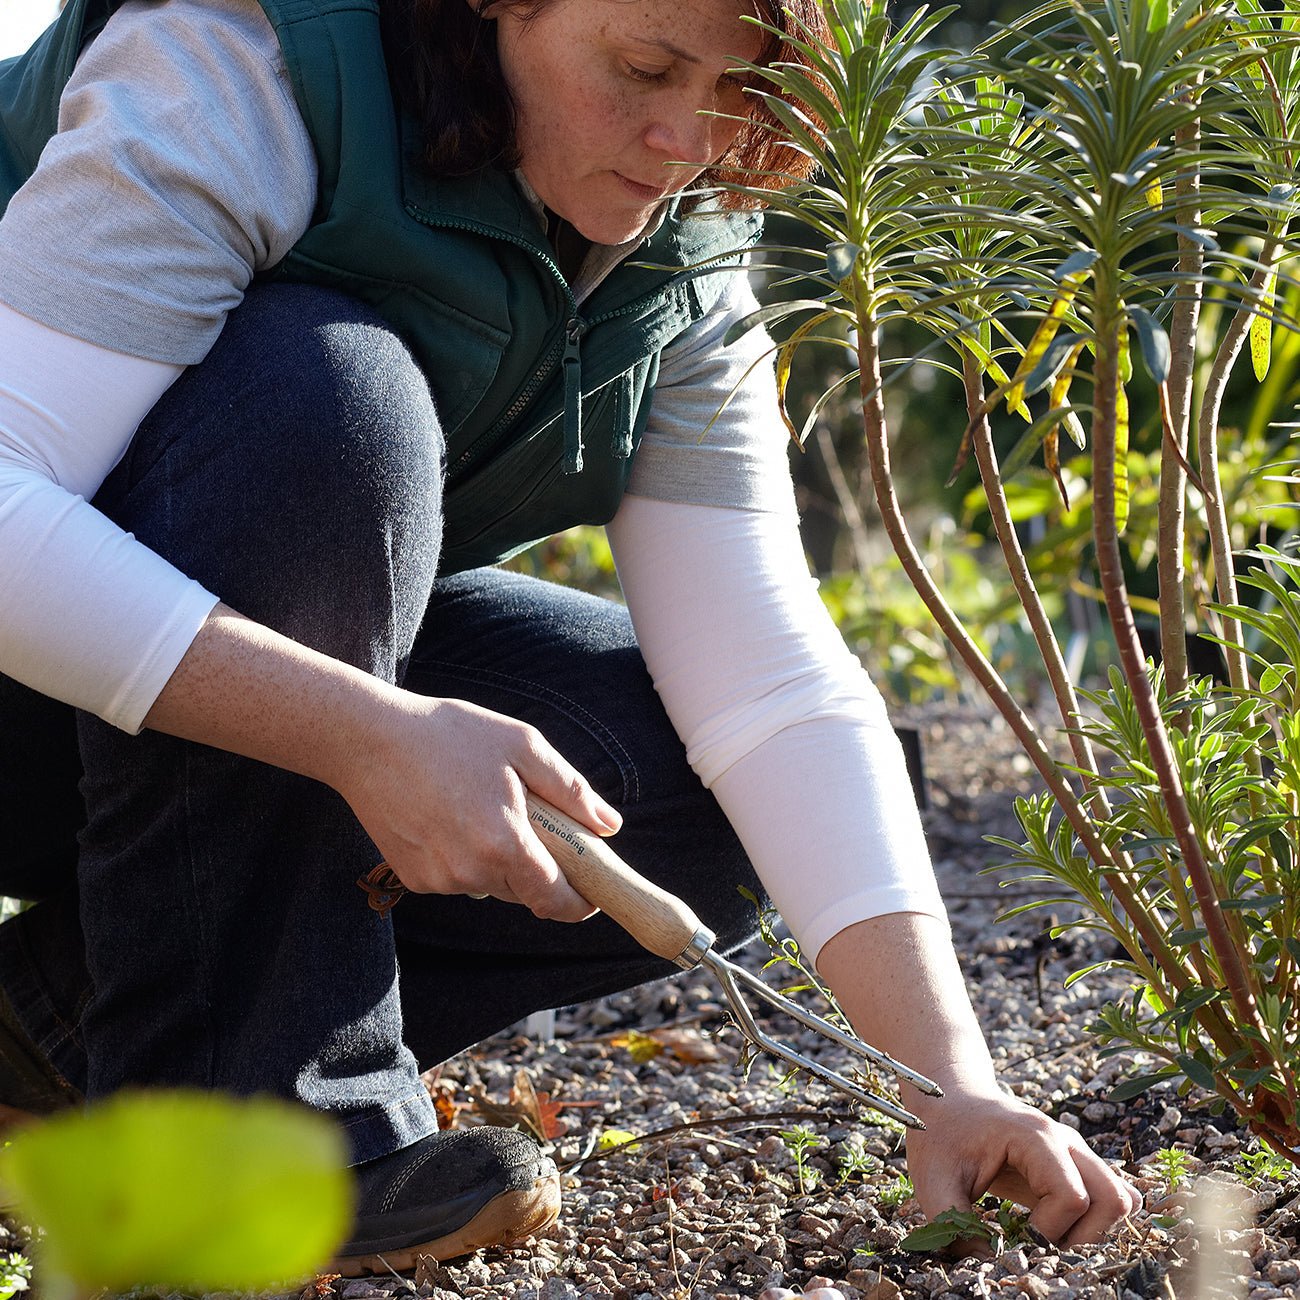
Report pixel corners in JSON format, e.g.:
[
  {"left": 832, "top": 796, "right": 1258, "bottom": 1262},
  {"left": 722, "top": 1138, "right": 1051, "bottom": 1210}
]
[{"left": 0, "top": 0, "right": 1140, "bottom": 1272}]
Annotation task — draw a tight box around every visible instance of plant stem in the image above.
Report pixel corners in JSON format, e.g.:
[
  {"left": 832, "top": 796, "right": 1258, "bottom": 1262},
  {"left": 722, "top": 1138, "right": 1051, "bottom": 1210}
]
[
  {"left": 1158, "top": 103, "right": 1204, "bottom": 699},
  {"left": 1197, "top": 239, "right": 1284, "bottom": 694},
  {"left": 853, "top": 292, "right": 1199, "bottom": 1012},
  {"left": 962, "top": 350, "right": 1125, "bottom": 828},
  {"left": 1091, "top": 300, "right": 1272, "bottom": 1077}
]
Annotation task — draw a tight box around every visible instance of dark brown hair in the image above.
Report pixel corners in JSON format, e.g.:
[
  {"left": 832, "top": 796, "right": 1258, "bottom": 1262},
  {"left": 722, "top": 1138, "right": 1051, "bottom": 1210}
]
[{"left": 379, "top": 0, "right": 829, "bottom": 207}]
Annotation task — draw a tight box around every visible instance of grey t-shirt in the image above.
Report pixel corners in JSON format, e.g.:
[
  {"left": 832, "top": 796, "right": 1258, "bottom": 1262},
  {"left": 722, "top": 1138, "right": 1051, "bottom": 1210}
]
[{"left": 0, "top": 0, "right": 794, "bottom": 513}]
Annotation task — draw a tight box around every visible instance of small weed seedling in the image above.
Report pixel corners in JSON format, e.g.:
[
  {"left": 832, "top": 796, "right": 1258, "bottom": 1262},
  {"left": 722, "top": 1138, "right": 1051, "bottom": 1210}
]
[
  {"left": 1233, "top": 1147, "right": 1292, "bottom": 1187},
  {"left": 1153, "top": 1146, "right": 1194, "bottom": 1191},
  {"left": 877, "top": 1170, "right": 914, "bottom": 1210},
  {"left": 780, "top": 1124, "right": 824, "bottom": 1195},
  {"left": 900, "top": 1200, "right": 1033, "bottom": 1255},
  {"left": 836, "top": 1141, "right": 879, "bottom": 1186}
]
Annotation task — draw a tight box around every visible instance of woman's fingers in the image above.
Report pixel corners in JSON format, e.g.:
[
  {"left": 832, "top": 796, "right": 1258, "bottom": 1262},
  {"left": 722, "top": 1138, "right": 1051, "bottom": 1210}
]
[
  {"left": 910, "top": 1095, "right": 1141, "bottom": 1249},
  {"left": 514, "top": 723, "right": 623, "bottom": 836},
  {"left": 1060, "top": 1139, "right": 1143, "bottom": 1247},
  {"left": 994, "top": 1119, "right": 1140, "bottom": 1246}
]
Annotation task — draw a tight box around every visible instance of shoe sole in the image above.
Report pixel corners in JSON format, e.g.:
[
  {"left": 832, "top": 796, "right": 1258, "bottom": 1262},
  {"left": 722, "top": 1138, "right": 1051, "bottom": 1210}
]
[{"left": 333, "top": 1170, "right": 562, "bottom": 1276}]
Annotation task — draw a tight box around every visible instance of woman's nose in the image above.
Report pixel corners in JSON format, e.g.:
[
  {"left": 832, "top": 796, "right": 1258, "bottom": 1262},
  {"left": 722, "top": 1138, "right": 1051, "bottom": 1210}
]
[{"left": 643, "top": 101, "right": 726, "bottom": 170}]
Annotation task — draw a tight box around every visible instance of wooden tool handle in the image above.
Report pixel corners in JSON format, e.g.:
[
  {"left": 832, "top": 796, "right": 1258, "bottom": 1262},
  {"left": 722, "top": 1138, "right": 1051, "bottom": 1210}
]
[{"left": 525, "top": 794, "right": 710, "bottom": 964}]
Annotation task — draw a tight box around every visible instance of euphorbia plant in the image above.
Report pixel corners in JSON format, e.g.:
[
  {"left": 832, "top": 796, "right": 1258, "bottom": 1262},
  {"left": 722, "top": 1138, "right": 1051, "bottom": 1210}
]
[{"left": 732, "top": 0, "right": 1300, "bottom": 1160}]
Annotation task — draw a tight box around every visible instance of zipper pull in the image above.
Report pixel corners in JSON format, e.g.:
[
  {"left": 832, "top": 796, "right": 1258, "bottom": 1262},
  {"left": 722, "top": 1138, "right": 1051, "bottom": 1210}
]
[{"left": 563, "top": 317, "right": 587, "bottom": 474}]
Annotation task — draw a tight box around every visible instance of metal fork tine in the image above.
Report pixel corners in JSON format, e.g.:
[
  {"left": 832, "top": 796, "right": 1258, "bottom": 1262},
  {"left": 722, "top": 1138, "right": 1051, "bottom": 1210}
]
[
  {"left": 710, "top": 960, "right": 927, "bottom": 1129},
  {"left": 713, "top": 955, "right": 945, "bottom": 1097}
]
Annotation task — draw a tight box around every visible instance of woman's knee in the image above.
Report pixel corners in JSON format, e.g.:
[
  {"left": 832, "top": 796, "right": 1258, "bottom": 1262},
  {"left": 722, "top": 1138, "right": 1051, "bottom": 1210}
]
[{"left": 95, "top": 285, "right": 445, "bottom": 664}]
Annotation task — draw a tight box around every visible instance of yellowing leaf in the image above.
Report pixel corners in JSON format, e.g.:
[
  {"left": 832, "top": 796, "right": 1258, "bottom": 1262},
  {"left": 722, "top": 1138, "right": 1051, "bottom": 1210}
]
[
  {"left": 1115, "top": 333, "right": 1131, "bottom": 536},
  {"left": 611, "top": 1029, "right": 666, "bottom": 1063},
  {"left": 1006, "top": 280, "right": 1086, "bottom": 415},
  {"left": 776, "top": 313, "right": 834, "bottom": 446},
  {"left": 1251, "top": 270, "right": 1276, "bottom": 381},
  {"left": 1145, "top": 142, "right": 1164, "bottom": 209},
  {"left": 597, "top": 1128, "right": 642, "bottom": 1153}
]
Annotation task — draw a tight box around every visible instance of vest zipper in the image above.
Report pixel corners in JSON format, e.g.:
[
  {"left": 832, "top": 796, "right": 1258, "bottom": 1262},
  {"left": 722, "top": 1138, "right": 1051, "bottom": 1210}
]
[
  {"left": 404, "top": 205, "right": 697, "bottom": 480},
  {"left": 403, "top": 209, "right": 585, "bottom": 479},
  {"left": 562, "top": 318, "right": 587, "bottom": 473}
]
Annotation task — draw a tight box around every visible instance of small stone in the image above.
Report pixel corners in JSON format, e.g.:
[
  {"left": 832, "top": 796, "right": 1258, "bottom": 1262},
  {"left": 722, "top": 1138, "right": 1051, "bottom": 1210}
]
[
  {"left": 1019, "top": 1278, "right": 1051, "bottom": 1300},
  {"left": 1082, "top": 1101, "right": 1115, "bottom": 1123},
  {"left": 1268, "top": 1261, "right": 1300, "bottom": 1284},
  {"left": 996, "top": 1248, "right": 1030, "bottom": 1275},
  {"left": 539, "top": 1280, "right": 579, "bottom": 1300},
  {"left": 340, "top": 1284, "right": 385, "bottom": 1299},
  {"left": 460, "top": 1260, "right": 492, "bottom": 1288},
  {"left": 799, "top": 1213, "right": 834, "bottom": 1240},
  {"left": 1156, "top": 1106, "right": 1182, "bottom": 1134},
  {"left": 854, "top": 1279, "right": 902, "bottom": 1300},
  {"left": 803, "top": 1291, "right": 847, "bottom": 1300},
  {"left": 757, "top": 1290, "right": 797, "bottom": 1300}
]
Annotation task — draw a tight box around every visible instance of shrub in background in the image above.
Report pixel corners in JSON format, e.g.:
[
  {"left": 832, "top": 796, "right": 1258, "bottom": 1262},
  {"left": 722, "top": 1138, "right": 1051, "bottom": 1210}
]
[{"left": 735, "top": 0, "right": 1300, "bottom": 1160}]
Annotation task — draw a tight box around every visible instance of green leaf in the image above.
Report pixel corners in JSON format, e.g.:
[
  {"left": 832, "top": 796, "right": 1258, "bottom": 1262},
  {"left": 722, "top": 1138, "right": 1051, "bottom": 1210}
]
[
  {"left": 1020, "top": 331, "right": 1085, "bottom": 398},
  {"left": 1167, "top": 927, "right": 1208, "bottom": 946},
  {"left": 1259, "top": 663, "right": 1291, "bottom": 694},
  {"left": 1175, "top": 1054, "right": 1217, "bottom": 1091},
  {"left": 900, "top": 1208, "right": 991, "bottom": 1253},
  {"left": 827, "top": 241, "right": 863, "bottom": 281},
  {"left": 1054, "top": 249, "right": 1100, "bottom": 282},
  {"left": 1129, "top": 306, "right": 1171, "bottom": 384},
  {"left": 1110, "top": 1071, "right": 1176, "bottom": 1102},
  {"left": 1147, "top": 0, "right": 1171, "bottom": 32},
  {"left": 0, "top": 1090, "right": 351, "bottom": 1292}
]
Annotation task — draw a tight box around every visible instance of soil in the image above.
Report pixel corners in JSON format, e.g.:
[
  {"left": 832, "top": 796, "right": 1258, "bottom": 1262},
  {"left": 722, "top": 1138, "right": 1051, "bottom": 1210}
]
[{"left": 7, "top": 705, "right": 1298, "bottom": 1300}]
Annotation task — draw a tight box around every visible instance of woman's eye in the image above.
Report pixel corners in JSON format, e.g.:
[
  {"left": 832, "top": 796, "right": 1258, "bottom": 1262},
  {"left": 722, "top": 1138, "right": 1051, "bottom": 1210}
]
[{"left": 625, "top": 62, "right": 670, "bottom": 83}]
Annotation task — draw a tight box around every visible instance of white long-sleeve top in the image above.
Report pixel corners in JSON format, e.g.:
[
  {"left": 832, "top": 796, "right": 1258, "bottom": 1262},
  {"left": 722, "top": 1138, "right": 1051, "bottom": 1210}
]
[{"left": 0, "top": 0, "right": 945, "bottom": 962}]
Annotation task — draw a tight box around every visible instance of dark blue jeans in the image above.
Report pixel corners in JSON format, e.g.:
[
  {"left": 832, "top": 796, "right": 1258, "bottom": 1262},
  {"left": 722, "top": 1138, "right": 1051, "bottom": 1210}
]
[{"left": 0, "top": 285, "right": 762, "bottom": 1162}]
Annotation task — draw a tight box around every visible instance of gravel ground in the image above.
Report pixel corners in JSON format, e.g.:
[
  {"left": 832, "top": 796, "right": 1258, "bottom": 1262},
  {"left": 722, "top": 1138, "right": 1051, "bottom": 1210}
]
[
  {"left": 10, "top": 707, "right": 1299, "bottom": 1300},
  {"left": 303, "top": 705, "right": 1300, "bottom": 1300}
]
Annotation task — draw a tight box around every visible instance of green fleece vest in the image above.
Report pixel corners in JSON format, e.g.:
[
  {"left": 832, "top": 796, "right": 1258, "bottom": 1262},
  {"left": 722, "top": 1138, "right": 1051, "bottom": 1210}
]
[{"left": 0, "top": 0, "right": 761, "bottom": 574}]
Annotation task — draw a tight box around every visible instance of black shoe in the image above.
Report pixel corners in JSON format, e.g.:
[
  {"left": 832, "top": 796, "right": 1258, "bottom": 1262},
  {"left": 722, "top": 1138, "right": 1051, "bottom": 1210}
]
[{"left": 335, "top": 1127, "right": 561, "bottom": 1275}]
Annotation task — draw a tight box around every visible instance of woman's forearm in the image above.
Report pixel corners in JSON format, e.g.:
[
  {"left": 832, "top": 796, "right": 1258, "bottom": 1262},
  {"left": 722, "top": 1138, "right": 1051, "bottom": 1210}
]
[
  {"left": 817, "top": 911, "right": 998, "bottom": 1116},
  {"left": 141, "top": 601, "right": 397, "bottom": 791},
  {"left": 141, "top": 601, "right": 617, "bottom": 920}
]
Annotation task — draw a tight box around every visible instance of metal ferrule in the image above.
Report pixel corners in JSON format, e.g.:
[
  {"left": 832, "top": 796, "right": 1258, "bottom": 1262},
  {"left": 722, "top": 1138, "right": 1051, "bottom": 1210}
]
[{"left": 673, "top": 926, "right": 716, "bottom": 971}]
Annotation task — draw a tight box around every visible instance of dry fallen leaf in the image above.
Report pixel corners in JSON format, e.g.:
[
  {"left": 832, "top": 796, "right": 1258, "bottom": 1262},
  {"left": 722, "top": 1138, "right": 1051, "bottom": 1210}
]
[
  {"left": 611, "top": 1025, "right": 727, "bottom": 1065},
  {"left": 468, "top": 1068, "right": 590, "bottom": 1141},
  {"left": 649, "top": 1026, "right": 728, "bottom": 1064},
  {"left": 610, "top": 1029, "right": 665, "bottom": 1063},
  {"left": 298, "top": 1273, "right": 340, "bottom": 1300}
]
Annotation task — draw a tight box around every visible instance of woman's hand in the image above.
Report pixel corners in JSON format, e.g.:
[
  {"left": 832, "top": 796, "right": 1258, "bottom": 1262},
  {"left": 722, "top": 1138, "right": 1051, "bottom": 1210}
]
[
  {"left": 902, "top": 1069, "right": 1141, "bottom": 1247},
  {"left": 143, "top": 604, "right": 620, "bottom": 921},
  {"left": 817, "top": 913, "right": 1141, "bottom": 1247},
  {"left": 338, "top": 693, "right": 620, "bottom": 920}
]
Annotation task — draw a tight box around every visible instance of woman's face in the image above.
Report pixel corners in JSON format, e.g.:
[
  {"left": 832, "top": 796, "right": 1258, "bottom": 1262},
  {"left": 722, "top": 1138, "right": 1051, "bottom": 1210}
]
[{"left": 493, "top": 0, "right": 765, "bottom": 245}]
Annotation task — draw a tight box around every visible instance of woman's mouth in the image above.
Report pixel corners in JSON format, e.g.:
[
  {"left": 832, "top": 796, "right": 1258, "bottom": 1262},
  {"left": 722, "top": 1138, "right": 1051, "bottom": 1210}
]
[{"left": 614, "top": 173, "right": 669, "bottom": 203}]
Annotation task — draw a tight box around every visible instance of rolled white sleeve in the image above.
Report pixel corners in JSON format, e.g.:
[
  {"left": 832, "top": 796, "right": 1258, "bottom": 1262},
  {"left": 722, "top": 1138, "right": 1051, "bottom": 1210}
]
[
  {"left": 0, "top": 302, "right": 217, "bottom": 732},
  {"left": 608, "top": 494, "right": 948, "bottom": 967}
]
